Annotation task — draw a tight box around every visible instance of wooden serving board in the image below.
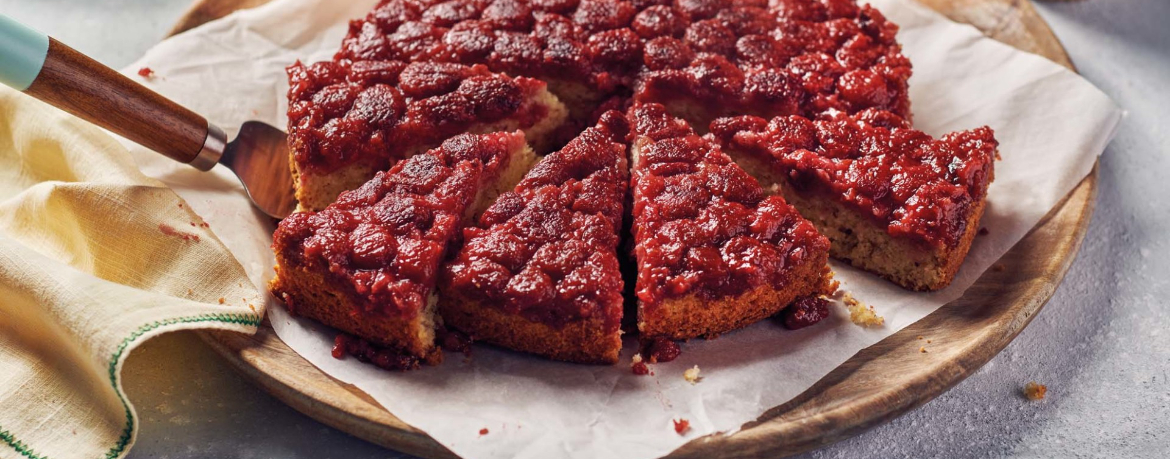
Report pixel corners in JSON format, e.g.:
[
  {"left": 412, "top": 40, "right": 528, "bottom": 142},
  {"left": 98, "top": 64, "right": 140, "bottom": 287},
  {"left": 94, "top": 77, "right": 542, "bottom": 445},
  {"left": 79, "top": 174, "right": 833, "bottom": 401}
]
[{"left": 177, "top": 1, "right": 1093, "bottom": 457}]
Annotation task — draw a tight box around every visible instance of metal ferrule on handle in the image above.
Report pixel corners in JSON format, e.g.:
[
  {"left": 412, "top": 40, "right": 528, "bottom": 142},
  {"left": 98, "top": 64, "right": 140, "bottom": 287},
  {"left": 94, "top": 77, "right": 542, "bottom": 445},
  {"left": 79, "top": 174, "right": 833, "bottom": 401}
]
[{"left": 193, "top": 124, "right": 227, "bottom": 171}]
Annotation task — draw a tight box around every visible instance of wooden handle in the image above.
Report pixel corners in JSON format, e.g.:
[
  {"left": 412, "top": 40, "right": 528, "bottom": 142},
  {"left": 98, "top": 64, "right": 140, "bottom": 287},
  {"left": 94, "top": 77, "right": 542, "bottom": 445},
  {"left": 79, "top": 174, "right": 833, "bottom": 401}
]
[{"left": 24, "top": 38, "right": 212, "bottom": 165}]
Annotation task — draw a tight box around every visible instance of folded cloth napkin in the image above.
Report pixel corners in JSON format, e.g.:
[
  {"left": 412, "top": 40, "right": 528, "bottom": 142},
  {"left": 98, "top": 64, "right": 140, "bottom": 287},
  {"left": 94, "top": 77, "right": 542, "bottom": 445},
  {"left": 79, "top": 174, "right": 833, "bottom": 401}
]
[{"left": 0, "top": 87, "right": 264, "bottom": 459}]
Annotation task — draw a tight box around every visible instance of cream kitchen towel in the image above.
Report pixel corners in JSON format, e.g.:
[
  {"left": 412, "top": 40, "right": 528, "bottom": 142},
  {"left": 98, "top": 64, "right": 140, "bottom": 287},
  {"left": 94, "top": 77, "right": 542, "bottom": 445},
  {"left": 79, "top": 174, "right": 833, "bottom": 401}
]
[{"left": 0, "top": 87, "right": 264, "bottom": 459}]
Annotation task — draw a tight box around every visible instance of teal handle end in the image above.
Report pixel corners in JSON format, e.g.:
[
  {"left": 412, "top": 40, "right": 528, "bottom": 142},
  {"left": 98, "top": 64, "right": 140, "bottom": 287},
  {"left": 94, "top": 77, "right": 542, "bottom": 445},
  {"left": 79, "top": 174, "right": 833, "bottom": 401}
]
[{"left": 0, "top": 15, "right": 49, "bottom": 91}]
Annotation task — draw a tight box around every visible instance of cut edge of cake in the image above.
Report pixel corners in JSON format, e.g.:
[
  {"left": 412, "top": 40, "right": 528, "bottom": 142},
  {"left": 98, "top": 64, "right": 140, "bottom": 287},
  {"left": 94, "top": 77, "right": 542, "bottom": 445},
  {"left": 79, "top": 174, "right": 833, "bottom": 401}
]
[
  {"left": 720, "top": 117, "right": 997, "bottom": 292},
  {"left": 637, "top": 254, "right": 836, "bottom": 340},
  {"left": 441, "top": 299, "right": 622, "bottom": 364},
  {"left": 779, "top": 183, "right": 988, "bottom": 291},
  {"left": 271, "top": 261, "right": 444, "bottom": 365}
]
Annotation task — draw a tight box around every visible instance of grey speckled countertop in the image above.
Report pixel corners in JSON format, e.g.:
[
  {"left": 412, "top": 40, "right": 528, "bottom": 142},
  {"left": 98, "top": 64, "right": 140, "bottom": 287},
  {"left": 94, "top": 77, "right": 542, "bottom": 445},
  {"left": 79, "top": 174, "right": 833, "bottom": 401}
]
[{"left": 5, "top": 0, "right": 1167, "bottom": 457}]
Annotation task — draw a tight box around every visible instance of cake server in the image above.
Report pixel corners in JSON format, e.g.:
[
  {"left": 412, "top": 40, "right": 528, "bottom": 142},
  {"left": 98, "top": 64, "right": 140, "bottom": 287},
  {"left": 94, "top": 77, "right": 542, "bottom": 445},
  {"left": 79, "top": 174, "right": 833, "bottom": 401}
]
[{"left": 0, "top": 14, "right": 296, "bottom": 219}]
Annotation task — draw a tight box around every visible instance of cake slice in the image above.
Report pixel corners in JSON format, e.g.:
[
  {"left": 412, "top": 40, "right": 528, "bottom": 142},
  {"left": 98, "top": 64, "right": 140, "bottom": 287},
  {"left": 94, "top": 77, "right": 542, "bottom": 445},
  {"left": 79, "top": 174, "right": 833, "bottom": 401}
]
[
  {"left": 440, "top": 111, "right": 631, "bottom": 364},
  {"left": 270, "top": 131, "right": 536, "bottom": 366},
  {"left": 628, "top": 103, "right": 835, "bottom": 340},
  {"left": 711, "top": 109, "right": 998, "bottom": 290},
  {"left": 287, "top": 59, "right": 567, "bottom": 211},
  {"left": 633, "top": 0, "right": 912, "bottom": 130}
]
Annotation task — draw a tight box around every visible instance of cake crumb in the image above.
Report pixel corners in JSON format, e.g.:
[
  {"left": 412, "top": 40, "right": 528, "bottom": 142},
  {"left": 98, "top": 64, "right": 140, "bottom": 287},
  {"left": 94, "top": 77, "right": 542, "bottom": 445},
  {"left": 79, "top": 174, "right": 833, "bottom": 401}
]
[
  {"left": 218, "top": 297, "right": 225, "bottom": 304},
  {"left": 137, "top": 67, "right": 155, "bottom": 79},
  {"left": 479, "top": 428, "right": 489, "bottom": 436},
  {"left": 1024, "top": 381, "right": 1047, "bottom": 400},
  {"left": 843, "top": 293, "right": 885, "bottom": 327},
  {"left": 631, "top": 354, "right": 649, "bottom": 376},
  {"left": 439, "top": 329, "right": 474, "bottom": 357},
  {"left": 919, "top": 346, "right": 927, "bottom": 353},
  {"left": 642, "top": 338, "right": 681, "bottom": 363},
  {"left": 186, "top": 288, "right": 193, "bottom": 296},
  {"left": 683, "top": 365, "right": 702, "bottom": 384},
  {"left": 978, "top": 227, "right": 989, "bottom": 236},
  {"left": 993, "top": 263, "right": 1006, "bottom": 272},
  {"left": 672, "top": 418, "right": 690, "bottom": 435}
]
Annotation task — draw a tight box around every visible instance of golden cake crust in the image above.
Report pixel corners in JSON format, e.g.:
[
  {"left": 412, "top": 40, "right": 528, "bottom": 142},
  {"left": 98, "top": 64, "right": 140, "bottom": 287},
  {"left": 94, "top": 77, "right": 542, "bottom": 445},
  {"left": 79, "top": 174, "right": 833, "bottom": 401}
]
[
  {"left": 639, "top": 250, "right": 835, "bottom": 339},
  {"left": 440, "top": 294, "right": 622, "bottom": 364}
]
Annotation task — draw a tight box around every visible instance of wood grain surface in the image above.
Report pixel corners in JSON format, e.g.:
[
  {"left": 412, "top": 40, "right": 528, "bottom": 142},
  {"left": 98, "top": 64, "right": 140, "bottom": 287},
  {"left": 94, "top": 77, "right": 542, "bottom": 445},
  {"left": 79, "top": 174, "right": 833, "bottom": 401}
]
[{"left": 176, "top": 1, "right": 1095, "bottom": 457}]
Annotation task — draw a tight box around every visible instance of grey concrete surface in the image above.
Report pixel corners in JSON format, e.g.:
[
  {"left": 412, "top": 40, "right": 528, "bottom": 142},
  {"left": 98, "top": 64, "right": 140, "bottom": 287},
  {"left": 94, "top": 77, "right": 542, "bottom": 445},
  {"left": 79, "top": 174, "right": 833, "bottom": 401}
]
[{"left": 2, "top": 0, "right": 1166, "bottom": 457}]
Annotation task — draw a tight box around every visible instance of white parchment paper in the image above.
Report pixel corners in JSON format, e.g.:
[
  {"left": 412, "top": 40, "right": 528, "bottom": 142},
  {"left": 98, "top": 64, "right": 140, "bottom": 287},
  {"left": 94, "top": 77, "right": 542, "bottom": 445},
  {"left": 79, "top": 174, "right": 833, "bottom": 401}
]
[{"left": 118, "top": 0, "right": 1121, "bottom": 457}]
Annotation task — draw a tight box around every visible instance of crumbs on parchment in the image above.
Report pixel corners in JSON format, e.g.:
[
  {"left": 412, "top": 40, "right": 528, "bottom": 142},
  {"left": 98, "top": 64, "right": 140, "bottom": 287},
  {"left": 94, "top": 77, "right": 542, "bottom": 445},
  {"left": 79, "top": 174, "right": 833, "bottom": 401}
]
[{"left": 843, "top": 292, "right": 885, "bottom": 327}]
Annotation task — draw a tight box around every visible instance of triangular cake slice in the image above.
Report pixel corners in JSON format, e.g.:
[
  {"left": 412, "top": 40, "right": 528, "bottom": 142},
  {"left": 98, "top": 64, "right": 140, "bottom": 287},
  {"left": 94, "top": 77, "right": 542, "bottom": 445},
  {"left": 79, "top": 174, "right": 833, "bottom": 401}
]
[
  {"left": 711, "top": 110, "right": 998, "bottom": 290},
  {"left": 440, "top": 111, "right": 631, "bottom": 364},
  {"left": 287, "top": 60, "right": 567, "bottom": 211},
  {"left": 628, "top": 103, "right": 835, "bottom": 340},
  {"left": 271, "top": 131, "right": 536, "bottom": 367}
]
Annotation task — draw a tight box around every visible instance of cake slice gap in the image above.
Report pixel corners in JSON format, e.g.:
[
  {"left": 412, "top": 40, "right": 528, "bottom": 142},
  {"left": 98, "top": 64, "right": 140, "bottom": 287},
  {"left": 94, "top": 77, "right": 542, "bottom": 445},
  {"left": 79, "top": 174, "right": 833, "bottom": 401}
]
[
  {"left": 711, "top": 109, "right": 998, "bottom": 291},
  {"left": 628, "top": 103, "right": 836, "bottom": 341},
  {"left": 270, "top": 131, "right": 536, "bottom": 367},
  {"left": 440, "top": 111, "right": 632, "bottom": 364}
]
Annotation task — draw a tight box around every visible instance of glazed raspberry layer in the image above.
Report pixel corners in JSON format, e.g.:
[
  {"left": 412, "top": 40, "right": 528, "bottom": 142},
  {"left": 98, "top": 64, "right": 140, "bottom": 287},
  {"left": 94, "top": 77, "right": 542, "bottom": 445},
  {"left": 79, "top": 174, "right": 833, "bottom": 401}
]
[
  {"left": 274, "top": 132, "right": 525, "bottom": 317},
  {"left": 287, "top": 59, "right": 549, "bottom": 174},
  {"left": 710, "top": 110, "right": 998, "bottom": 248},
  {"left": 636, "top": 0, "right": 911, "bottom": 120},
  {"left": 629, "top": 103, "right": 830, "bottom": 308},
  {"left": 443, "top": 111, "right": 630, "bottom": 330},
  {"left": 335, "top": 0, "right": 910, "bottom": 119}
]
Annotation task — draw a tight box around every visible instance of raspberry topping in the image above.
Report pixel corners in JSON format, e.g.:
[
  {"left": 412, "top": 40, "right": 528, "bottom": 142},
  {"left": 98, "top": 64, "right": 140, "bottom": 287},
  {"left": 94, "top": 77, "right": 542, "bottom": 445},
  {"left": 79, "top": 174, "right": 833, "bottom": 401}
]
[
  {"left": 287, "top": 60, "right": 547, "bottom": 174},
  {"left": 781, "top": 296, "right": 830, "bottom": 329},
  {"left": 642, "top": 338, "right": 681, "bottom": 363}
]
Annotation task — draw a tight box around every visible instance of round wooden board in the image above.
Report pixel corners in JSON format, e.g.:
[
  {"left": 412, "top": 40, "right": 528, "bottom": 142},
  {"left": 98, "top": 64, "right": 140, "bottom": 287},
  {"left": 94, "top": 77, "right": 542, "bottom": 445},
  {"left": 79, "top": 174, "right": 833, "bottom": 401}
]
[{"left": 178, "top": 1, "right": 1094, "bottom": 457}]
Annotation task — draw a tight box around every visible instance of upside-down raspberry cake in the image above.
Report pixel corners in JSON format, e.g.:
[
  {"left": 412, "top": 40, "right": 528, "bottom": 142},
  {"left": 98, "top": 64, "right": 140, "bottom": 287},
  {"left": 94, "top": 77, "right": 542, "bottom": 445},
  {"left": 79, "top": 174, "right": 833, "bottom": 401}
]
[
  {"left": 440, "top": 111, "right": 631, "bottom": 363},
  {"left": 711, "top": 110, "right": 998, "bottom": 290},
  {"left": 287, "top": 60, "right": 566, "bottom": 211},
  {"left": 270, "top": 0, "right": 1001, "bottom": 368},
  {"left": 628, "top": 103, "right": 836, "bottom": 340},
  {"left": 270, "top": 132, "right": 535, "bottom": 365}
]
